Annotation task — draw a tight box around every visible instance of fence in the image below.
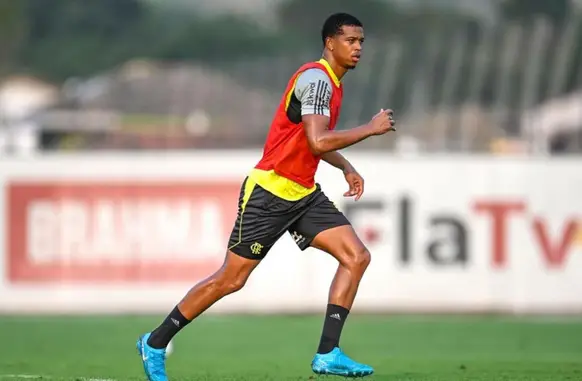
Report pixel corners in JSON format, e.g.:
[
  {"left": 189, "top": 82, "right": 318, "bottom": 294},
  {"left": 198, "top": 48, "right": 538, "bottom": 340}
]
[{"left": 1, "top": 151, "right": 581, "bottom": 314}]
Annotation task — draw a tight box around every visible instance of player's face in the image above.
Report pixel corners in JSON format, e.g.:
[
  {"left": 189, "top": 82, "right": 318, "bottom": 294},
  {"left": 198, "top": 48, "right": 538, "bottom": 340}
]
[{"left": 332, "top": 26, "right": 364, "bottom": 70}]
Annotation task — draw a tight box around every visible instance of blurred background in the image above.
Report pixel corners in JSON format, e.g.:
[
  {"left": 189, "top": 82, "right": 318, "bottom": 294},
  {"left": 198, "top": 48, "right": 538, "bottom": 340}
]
[
  {"left": 1, "top": 1, "right": 582, "bottom": 380},
  {"left": 1, "top": 0, "right": 582, "bottom": 155}
]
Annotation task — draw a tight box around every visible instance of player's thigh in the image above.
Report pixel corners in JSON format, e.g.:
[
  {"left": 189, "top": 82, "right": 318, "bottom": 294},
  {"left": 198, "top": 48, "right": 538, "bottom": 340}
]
[
  {"left": 227, "top": 177, "right": 298, "bottom": 260},
  {"left": 288, "top": 190, "right": 353, "bottom": 253},
  {"left": 289, "top": 191, "right": 369, "bottom": 266},
  {"left": 309, "top": 224, "right": 370, "bottom": 269}
]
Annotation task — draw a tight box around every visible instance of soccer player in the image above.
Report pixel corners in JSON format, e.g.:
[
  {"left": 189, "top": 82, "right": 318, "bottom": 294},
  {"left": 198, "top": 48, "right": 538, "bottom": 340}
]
[{"left": 137, "top": 12, "right": 396, "bottom": 380}]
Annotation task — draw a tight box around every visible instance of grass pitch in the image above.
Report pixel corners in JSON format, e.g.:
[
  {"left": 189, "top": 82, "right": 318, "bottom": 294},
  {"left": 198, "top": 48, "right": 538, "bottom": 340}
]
[{"left": 1, "top": 314, "right": 581, "bottom": 380}]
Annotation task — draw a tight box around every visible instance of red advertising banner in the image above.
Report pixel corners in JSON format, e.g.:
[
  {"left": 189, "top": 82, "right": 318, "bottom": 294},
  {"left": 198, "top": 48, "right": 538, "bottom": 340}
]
[{"left": 6, "top": 181, "right": 241, "bottom": 283}]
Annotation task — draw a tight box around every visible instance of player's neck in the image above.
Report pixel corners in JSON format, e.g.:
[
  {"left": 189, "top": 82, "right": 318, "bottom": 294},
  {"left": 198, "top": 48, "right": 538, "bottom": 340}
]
[{"left": 321, "top": 53, "right": 347, "bottom": 81}]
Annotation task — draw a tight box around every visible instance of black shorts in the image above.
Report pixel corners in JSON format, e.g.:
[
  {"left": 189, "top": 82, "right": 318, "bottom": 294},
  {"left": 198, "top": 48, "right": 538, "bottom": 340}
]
[{"left": 227, "top": 176, "right": 350, "bottom": 260}]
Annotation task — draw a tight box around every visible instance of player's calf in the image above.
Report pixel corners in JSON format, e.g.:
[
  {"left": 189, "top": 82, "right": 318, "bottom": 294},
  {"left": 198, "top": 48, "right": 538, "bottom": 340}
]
[
  {"left": 307, "top": 225, "right": 372, "bottom": 358},
  {"left": 318, "top": 233, "right": 372, "bottom": 309},
  {"left": 142, "top": 251, "right": 258, "bottom": 352},
  {"left": 136, "top": 251, "right": 259, "bottom": 381}
]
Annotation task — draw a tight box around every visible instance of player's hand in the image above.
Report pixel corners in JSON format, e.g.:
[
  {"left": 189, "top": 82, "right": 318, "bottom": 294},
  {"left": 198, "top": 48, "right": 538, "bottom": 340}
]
[
  {"left": 343, "top": 169, "right": 364, "bottom": 202},
  {"left": 368, "top": 108, "right": 396, "bottom": 135}
]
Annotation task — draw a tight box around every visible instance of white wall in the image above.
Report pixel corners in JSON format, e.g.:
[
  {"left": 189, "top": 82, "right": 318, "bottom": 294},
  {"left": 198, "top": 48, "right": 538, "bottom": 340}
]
[{"left": 1, "top": 152, "right": 581, "bottom": 315}]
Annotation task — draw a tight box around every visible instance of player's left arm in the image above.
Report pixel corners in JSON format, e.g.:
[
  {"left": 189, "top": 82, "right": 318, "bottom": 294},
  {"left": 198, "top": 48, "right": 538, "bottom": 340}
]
[
  {"left": 293, "top": 69, "right": 365, "bottom": 201},
  {"left": 321, "top": 151, "right": 354, "bottom": 174},
  {"left": 322, "top": 151, "right": 365, "bottom": 201}
]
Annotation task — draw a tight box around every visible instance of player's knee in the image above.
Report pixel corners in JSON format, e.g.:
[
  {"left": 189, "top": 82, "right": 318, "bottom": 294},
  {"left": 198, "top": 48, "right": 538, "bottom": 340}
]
[
  {"left": 345, "top": 246, "right": 371, "bottom": 273},
  {"left": 215, "top": 273, "right": 247, "bottom": 294},
  {"left": 228, "top": 277, "right": 247, "bottom": 293},
  {"left": 357, "top": 247, "right": 372, "bottom": 270}
]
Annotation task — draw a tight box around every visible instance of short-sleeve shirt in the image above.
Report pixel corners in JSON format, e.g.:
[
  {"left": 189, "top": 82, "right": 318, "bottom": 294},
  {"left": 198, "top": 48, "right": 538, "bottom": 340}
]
[{"left": 293, "top": 68, "right": 333, "bottom": 118}]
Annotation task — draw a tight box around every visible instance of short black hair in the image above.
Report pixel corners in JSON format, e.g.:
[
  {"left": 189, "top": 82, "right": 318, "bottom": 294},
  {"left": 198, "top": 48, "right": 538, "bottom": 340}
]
[{"left": 321, "top": 13, "right": 363, "bottom": 46}]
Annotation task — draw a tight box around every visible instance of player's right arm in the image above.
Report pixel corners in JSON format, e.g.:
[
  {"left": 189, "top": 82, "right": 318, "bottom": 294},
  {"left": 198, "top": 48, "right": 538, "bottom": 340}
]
[
  {"left": 303, "top": 112, "right": 393, "bottom": 155},
  {"left": 294, "top": 69, "right": 395, "bottom": 155}
]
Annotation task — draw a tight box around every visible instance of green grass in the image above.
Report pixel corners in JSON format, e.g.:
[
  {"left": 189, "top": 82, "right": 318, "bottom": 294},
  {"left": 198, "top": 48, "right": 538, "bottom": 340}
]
[{"left": 1, "top": 314, "right": 581, "bottom": 380}]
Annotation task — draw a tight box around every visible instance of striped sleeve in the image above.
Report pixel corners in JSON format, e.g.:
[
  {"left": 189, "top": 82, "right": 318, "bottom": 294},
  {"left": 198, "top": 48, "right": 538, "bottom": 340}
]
[{"left": 294, "top": 68, "right": 333, "bottom": 117}]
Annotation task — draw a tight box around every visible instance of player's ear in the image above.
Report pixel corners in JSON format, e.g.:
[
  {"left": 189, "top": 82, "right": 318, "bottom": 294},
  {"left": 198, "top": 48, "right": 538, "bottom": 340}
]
[{"left": 325, "top": 36, "right": 334, "bottom": 51}]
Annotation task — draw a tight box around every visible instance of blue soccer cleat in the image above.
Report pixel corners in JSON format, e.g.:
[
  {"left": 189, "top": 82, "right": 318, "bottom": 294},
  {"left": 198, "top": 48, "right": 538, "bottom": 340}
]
[
  {"left": 311, "top": 347, "right": 374, "bottom": 378},
  {"left": 136, "top": 333, "right": 168, "bottom": 381}
]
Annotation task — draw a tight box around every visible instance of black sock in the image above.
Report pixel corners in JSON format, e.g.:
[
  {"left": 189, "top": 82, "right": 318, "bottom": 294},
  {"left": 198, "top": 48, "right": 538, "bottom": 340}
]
[
  {"left": 317, "top": 304, "right": 350, "bottom": 354},
  {"left": 147, "top": 306, "right": 191, "bottom": 349}
]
